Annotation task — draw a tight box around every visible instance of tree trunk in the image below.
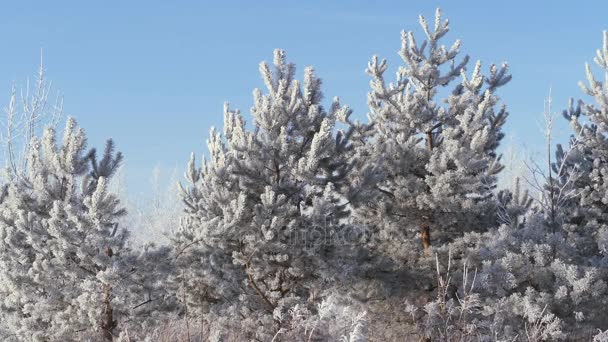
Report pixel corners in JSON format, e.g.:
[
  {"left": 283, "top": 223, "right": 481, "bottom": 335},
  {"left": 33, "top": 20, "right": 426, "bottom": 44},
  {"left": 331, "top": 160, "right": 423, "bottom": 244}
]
[
  {"left": 422, "top": 128, "right": 435, "bottom": 254},
  {"left": 101, "top": 284, "right": 115, "bottom": 341},
  {"left": 425, "top": 130, "right": 433, "bottom": 152},
  {"left": 421, "top": 224, "right": 431, "bottom": 255},
  {"left": 101, "top": 247, "right": 116, "bottom": 341}
]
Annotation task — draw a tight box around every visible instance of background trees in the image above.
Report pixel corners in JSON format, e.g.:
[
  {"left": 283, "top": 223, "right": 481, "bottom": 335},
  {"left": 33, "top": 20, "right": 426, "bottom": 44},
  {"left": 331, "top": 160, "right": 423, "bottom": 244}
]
[{"left": 0, "top": 59, "right": 63, "bottom": 184}]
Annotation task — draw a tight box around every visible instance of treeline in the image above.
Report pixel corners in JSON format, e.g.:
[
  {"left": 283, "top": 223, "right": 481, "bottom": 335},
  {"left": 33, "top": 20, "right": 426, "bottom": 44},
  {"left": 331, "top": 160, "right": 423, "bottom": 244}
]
[{"left": 1, "top": 9, "right": 608, "bottom": 342}]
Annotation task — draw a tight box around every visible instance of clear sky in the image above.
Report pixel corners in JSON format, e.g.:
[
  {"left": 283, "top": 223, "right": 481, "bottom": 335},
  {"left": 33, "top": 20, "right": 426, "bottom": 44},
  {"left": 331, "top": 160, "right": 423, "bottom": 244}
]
[{"left": 0, "top": 1, "right": 606, "bottom": 195}]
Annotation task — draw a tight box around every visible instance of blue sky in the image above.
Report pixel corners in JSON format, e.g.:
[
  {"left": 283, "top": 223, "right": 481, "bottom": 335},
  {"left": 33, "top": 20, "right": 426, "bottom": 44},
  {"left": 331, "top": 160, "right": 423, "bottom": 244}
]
[{"left": 0, "top": 1, "right": 606, "bottom": 195}]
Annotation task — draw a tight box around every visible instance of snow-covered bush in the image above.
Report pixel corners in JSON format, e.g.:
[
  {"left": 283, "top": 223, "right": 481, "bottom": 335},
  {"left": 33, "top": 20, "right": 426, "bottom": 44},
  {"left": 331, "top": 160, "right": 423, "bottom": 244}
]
[{"left": 405, "top": 252, "right": 565, "bottom": 342}]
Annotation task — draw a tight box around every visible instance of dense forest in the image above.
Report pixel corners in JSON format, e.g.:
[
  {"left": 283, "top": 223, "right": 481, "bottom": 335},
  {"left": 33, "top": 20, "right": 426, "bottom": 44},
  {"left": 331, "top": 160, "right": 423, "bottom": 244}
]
[{"left": 1, "top": 9, "right": 608, "bottom": 341}]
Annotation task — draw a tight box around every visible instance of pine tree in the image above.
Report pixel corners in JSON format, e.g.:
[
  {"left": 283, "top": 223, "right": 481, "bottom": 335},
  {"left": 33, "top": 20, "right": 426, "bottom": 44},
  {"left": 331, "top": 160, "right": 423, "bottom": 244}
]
[
  {"left": 423, "top": 33, "right": 608, "bottom": 338},
  {"left": 550, "top": 29, "right": 608, "bottom": 329},
  {"left": 357, "top": 9, "right": 509, "bottom": 263},
  {"left": 0, "top": 118, "right": 133, "bottom": 341},
  {"left": 566, "top": 31, "right": 608, "bottom": 260},
  {"left": 173, "top": 49, "right": 370, "bottom": 340}
]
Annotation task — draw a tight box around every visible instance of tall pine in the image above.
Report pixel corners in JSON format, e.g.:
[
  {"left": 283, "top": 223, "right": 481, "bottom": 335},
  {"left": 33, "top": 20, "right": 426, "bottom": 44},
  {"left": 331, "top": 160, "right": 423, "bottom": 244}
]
[
  {"left": 173, "top": 49, "right": 370, "bottom": 340},
  {"left": 357, "top": 9, "right": 509, "bottom": 263}
]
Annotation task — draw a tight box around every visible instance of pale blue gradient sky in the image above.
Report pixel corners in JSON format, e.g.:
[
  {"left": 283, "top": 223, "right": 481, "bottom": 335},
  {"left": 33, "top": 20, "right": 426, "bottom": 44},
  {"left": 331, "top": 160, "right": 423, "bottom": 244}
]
[{"left": 0, "top": 1, "right": 606, "bottom": 195}]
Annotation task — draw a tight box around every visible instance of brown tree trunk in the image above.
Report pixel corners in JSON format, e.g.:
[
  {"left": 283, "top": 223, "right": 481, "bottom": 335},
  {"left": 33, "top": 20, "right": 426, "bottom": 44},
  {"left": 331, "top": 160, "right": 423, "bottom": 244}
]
[
  {"left": 422, "top": 128, "right": 435, "bottom": 254},
  {"left": 101, "top": 285, "right": 115, "bottom": 341},
  {"left": 421, "top": 224, "right": 431, "bottom": 255},
  {"left": 425, "top": 130, "right": 434, "bottom": 152}
]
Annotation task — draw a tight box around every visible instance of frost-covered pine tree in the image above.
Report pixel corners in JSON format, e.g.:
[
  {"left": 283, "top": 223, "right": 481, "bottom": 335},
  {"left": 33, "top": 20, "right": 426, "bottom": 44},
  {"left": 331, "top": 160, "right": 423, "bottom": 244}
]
[
  {"left": 543, "top": 29, "right": 608, "bottom": 330},
  {"left": 357, "top": 9, "right": 509, "bottom": 264},
  {"left": 565, "top": 31, "right": 608, "bottom": 261},
  {"left": 0, "top": 118, "right": 134, "bottom": 341},
  {"left": 173, "top": 49, "right": 371, "bottom": 340},
  {"left": 414, "top": 34, "right": 608, "bottom": 339}
]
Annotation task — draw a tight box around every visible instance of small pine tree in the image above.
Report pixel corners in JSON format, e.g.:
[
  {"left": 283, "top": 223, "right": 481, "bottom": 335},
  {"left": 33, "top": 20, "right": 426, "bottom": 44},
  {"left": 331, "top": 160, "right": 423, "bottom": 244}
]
[
  {"left": 553, "top": 30, "right": 608, "bottom": 329},
  {"left": 357, "top": 9, "right": 509, "bottom": 263},
  {"left": 566, "top": 31, "right": 608, "bottom": 260},
  {"left": 0, "top": 118, "right": 133, "bottom": 341},
  {"left": 173, "top": 49, "right": 370, "bottom": 340},
  {"left": 430, "top": 33, "right": 608, "bottom": 338}
]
